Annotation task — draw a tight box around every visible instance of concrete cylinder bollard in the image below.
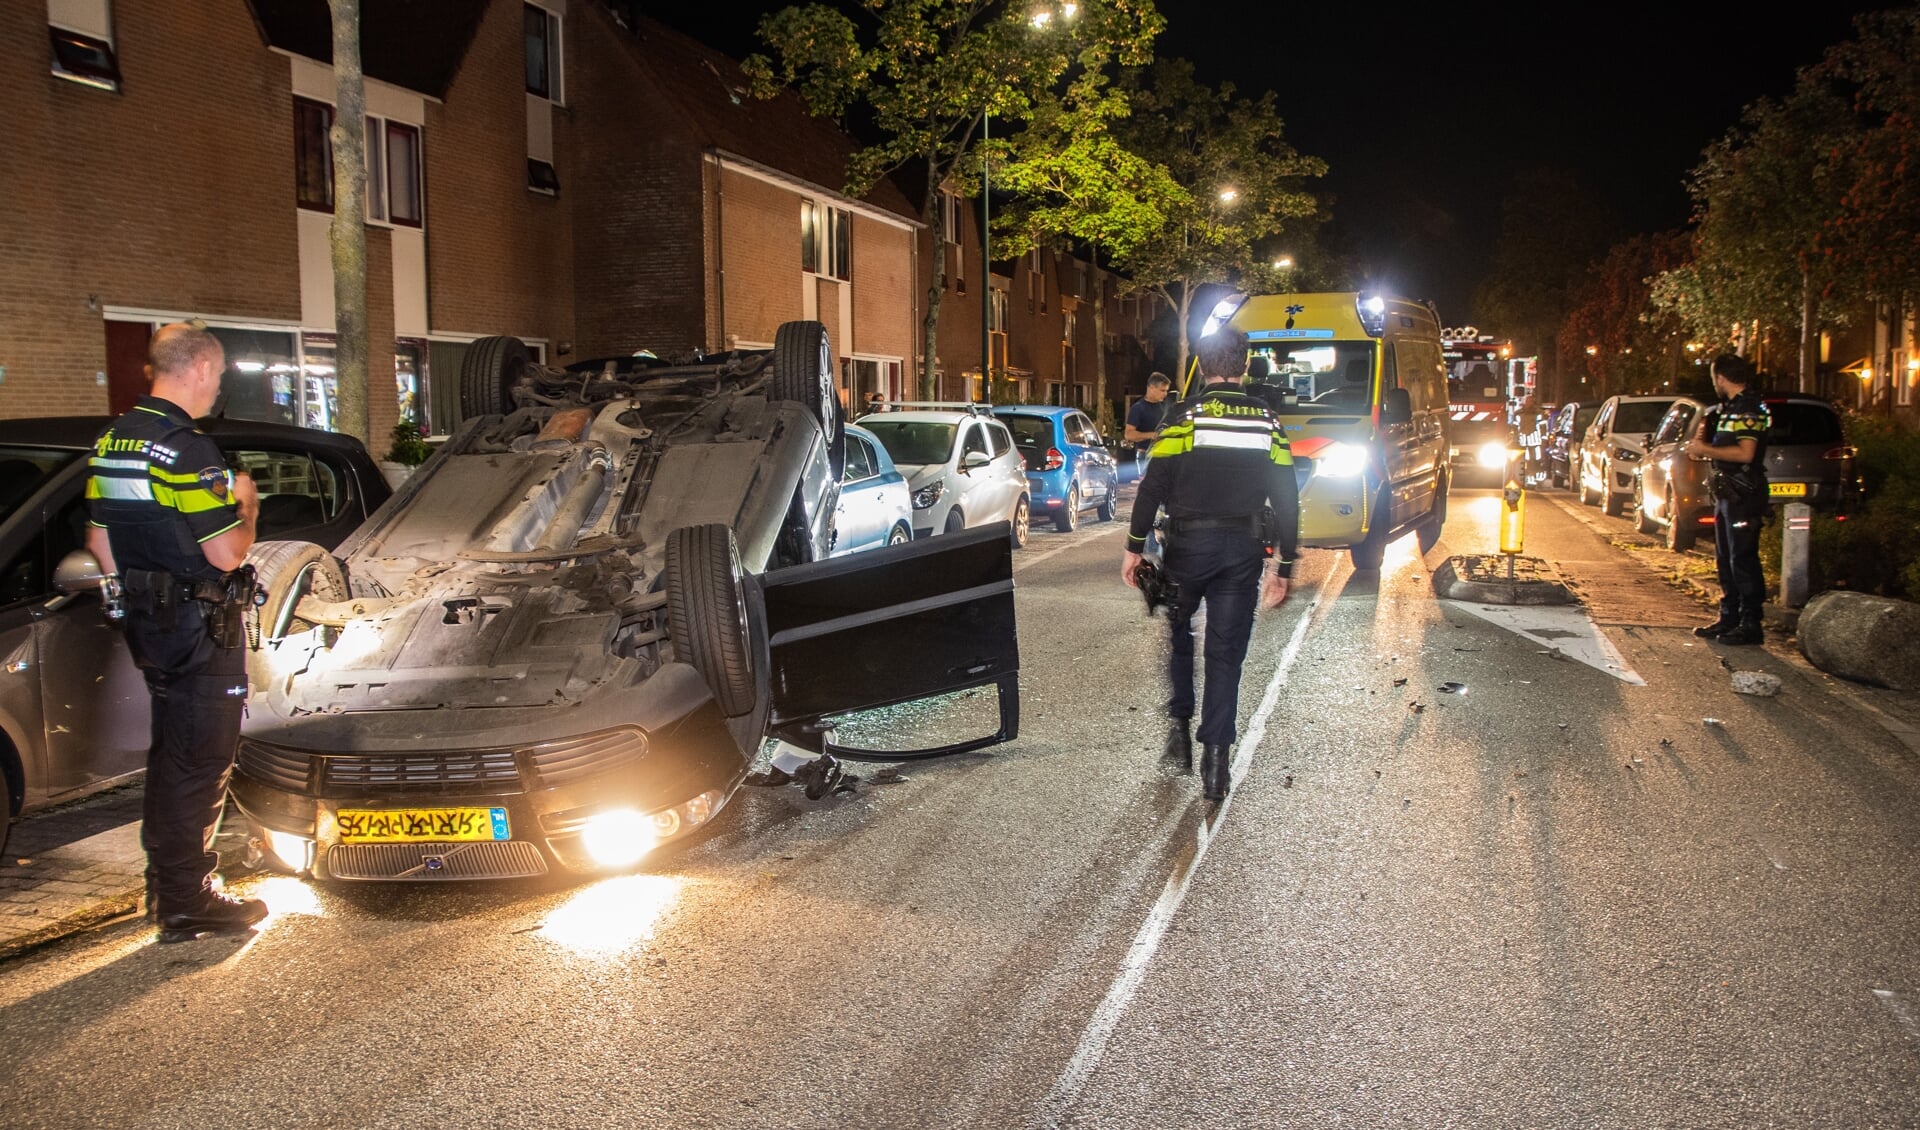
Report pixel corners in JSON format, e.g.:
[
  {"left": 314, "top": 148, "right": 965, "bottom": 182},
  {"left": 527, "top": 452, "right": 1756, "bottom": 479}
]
[
  {"left": 1781, "top": 502, "right": 1811, "bottom": 608},
  {"left": 1798, "top": 590, "right": 1920, "bottom": 691}
]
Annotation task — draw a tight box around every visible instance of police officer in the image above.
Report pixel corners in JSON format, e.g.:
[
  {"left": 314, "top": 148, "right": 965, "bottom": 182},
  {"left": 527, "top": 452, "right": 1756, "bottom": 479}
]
[
  {"left": 1122, "top": 325, "right": 1298, "bottom": 801},
  {"left": 1684, "top": 353, "right": 1770, "bottom": 646},
  {"left": 86, "top": 323, "right": 268, "bottom": 941}
]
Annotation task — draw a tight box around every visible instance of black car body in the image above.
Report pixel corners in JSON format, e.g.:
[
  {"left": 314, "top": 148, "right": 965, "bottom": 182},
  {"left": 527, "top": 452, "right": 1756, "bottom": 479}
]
[
  {"left": 0, "top": 416, "right": 390, "bottom": 854},
  {"left": 1546, "top": 401, "right": 1597, "bottom": 489},
  {"left": 230, "top": 322, "right": 1021, "bottom": 882}
]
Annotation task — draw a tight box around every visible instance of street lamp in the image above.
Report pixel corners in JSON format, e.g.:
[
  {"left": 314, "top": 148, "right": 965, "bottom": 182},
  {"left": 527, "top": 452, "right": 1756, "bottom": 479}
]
[
  {"left": 1218, "top": 187, "right": 1239, "bottom": 204},
  {"left": 1272, "top": 255, "right": 1293, "bottom": 269}
]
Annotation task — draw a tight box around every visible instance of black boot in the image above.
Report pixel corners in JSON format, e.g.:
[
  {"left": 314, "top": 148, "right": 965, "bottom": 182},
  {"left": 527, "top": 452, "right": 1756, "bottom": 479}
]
[
  {"left": 1161, "top": 720, "right": 1193, "bottom": 774},
  {"left": 158, "top": 890, "right": 268, "bottom": 943},
  {"left": 1200, "top": 744, "right": 1231, "bottom": 802},
  {"left": 1693, "top": 615, "right": 1738, "bottom": 638},
  {"left": 1717, "top": 620, "right": 1764, "bottom": 646}
]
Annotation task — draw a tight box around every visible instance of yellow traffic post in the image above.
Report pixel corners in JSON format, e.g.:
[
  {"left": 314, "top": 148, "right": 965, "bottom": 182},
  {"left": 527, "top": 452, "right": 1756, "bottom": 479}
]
[{"left": 1499, "top": 475, "right": 1525, "bottom": 580}]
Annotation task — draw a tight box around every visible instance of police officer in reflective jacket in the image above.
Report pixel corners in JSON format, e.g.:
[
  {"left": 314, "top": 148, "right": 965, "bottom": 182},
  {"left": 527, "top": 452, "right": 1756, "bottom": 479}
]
[
  {"left": 1684, "top": 353, "right": 1770, "bottom": 646},
  {"left": 1122, "top": 326, "right": 1299, "bottom": 801},
  {"left": 86, "top": 323, "right": 267, "bottom": 941}
]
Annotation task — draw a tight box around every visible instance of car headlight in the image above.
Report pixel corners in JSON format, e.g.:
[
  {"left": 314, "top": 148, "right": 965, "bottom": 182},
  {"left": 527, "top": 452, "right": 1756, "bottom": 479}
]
[
  {"left": 578, "top": 790, "right": 725, "bottom": 868},
  {"left": 1475, "top": 441, "right": 1511, "bottom": 469},
  {"left": 911, "top": 480, "right": 945, "bottom": 509},
  {"left": 263, "top": 827, "right": 313, "bottom": 874},
  {"left": 1613, "top": 447, "right": 1642, "bottom": 463},
  {"left": 1314, "top": 442, "right": 1369, "bottom": 478}
]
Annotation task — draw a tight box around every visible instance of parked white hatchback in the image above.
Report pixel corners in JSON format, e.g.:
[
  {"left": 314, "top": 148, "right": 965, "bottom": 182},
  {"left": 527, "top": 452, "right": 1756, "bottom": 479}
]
[{"left": 857, "top": 405, "right": 1031, "bottom": 547}]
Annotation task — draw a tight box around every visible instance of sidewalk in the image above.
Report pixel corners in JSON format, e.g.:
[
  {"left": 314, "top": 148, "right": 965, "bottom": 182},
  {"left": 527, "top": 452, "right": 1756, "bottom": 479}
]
[{"left": 0, "top": 786, "right": 249, "bottom": 961}]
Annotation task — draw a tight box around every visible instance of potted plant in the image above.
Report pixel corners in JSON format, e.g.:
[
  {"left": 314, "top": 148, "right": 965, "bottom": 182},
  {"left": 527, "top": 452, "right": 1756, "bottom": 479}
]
[{"left": 379, "top": 415, "right": 432, "bottom": 488}]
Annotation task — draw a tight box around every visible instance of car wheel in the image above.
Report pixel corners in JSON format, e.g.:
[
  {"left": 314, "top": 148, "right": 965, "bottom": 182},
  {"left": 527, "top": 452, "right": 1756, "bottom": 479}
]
[
  {"left": 1055, "top": 481, "right": 1080, "bottom": 532},
  {"left": 247, "top": 540, "right": 349, "bottom": 642},
  {"left": 1602, "top": 463, "right": 1628, "bottom": 516},
  {"left": 1349, "top": 486, "right": 1390, "bottom": 570},
  {"left": 1096, "top": 476, "right": 1117, "bottom": 522},
  {"left": 1666, "top": 511, "right": 1697, "bottom": 553},
  {"left": 459, "top": 336, "right": 530, "bottom": 418},
  {"left": 943, "top": 507, "right": 965, "bottom": 535},
  {"left": 1634, "top": 480, "right": 1658, "bottom": 534},
  {"left": 1011, "top": 495, "right": 1031, "bottom": 549},
  {"left": 1417, "top": 473, "right": 1447, "bottom": 554},
  {"left": 1577, "top": 467, "right": 1595, "bottom": 506},
  {"left": 773, "top": 320, "right": 845, "bottom": 481},
  {"left": 888, "top": 522, "right": 912, "bottom": 546},
  {"left": 665, "top": 524, "right": 757, "bottom": 718}
]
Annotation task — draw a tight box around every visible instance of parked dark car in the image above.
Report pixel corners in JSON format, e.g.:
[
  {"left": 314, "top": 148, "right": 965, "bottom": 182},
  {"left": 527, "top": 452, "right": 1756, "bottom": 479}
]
[
  {"left": 210, "top": 322, "right": 1021, "bottom": 883},
  {"left": 1633, "top": 394, "right": 1860, "bottom": 553},
  {"left": 1546, "top": 401, "right": 1597, "bottom": 489},
  {"left": 1633, "top": 397, "right": 1713, "bottom": 551},
  {"left": 991, "top": 406, "right": 1120, "bottom": 532},
  {"left": 2, "top": 416, "right": 390, "bottom": 855}
]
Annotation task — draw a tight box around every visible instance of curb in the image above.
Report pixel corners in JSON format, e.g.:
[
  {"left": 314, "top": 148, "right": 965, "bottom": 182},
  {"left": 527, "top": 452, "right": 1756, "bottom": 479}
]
[{"left": 1432, "top": 554, "right": 1576, "bottom": 605}]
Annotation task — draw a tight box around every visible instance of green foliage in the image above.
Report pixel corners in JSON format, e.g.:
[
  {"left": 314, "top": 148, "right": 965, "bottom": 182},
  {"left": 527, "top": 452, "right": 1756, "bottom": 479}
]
[
  {"left": 385, "top": 416, "right": 431, "bottom": 466},
  {"left": 1760, "top": 414, "right": 1920, "bottom": 599},
  {"left": 1811, "top": 8, "right": 1920, "bottom": 300},
  {"left": 1557, "top": 231, "right": 1695, "bottom": 396},
  {"left": 1473, "top": 168, "right": 1621, "bottom": 374}
]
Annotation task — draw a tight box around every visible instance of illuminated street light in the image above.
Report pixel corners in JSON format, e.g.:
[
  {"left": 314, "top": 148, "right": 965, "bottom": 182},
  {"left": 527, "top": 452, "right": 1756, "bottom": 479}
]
[
  {"left": 1031, "top": 9, "right": 1052, "bottom": 26},
  {"left": 1273, "top": 256, "right": 1293, "bottom": 269},
  {"left": 1218, "top": 188, "right": 1239, "bottom": 204},
  {"left": 1585, "top": 345, "right": 1599, "bottom": 356}
]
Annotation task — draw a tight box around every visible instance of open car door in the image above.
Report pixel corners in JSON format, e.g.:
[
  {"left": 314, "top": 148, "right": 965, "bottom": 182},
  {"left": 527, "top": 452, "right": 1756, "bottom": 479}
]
[{"left": 758, "top": 523, "right": 1019, "bottom": 759}]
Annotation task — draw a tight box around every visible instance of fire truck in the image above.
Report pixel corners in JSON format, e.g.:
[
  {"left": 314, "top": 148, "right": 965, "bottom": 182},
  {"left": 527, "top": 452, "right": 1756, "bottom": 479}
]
[{"left": 1441, "top": 328, "right": 1520, "bottom": 483}]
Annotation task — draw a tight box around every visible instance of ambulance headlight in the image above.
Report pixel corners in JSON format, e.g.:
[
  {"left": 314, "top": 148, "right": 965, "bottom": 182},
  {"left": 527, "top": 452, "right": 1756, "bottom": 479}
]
[
  {"left": 1315, "top": 442, "right": 1369, "bottom": 478},
  {"left": 1357, "top": 295, "right": 1388, "bottom": 336},
  {"left": 1200, "top": 294, "right": 1248, "bottom": 337}
]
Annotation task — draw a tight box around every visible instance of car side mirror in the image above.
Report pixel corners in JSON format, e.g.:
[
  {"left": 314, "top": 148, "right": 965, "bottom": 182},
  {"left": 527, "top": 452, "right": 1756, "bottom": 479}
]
[
  {"left": 1379, "top": 388, "right": 1412, "bottom": 425},
  {"left": 963, "top": 451, "right": 992, "bottom": 470},
  {"left": 53, "top": 549, "right": 109, "bottom": 595}
]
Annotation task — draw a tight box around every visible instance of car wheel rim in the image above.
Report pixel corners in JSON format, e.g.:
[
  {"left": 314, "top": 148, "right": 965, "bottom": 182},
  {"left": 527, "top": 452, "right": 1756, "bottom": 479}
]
[{"left": 1015, "top": 500, "right": 1029, "bottom": 544}]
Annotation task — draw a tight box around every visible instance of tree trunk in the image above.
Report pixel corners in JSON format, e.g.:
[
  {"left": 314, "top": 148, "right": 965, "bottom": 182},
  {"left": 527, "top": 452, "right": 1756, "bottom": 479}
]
[
  {"left": 920, "top": 178, "right": 947, "bottom": 401},
  {"left": 1799, "top": 264, "right": 1817, "bottom": 395},
  {"left": 1173, "top": 283, "right": 1194, "bottom": 396},
  {"left": 1091, "top": 251, "right": 1112, "bottom": 435},
  {"left": 329, "top": 0, "right": 370, "bottom": 444}
]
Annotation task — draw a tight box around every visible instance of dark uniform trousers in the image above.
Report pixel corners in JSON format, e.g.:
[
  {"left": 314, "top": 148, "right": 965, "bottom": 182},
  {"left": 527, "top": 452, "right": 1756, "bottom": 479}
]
[
  {"left": 1166, "top": 526, "right": 1265, "bottom": 747},
  {"left": 1712, "top": 500, "right": 1767, "bottom": 623},
  {"left": 126, "top": 589, "right": 247, "bottom": 911}
]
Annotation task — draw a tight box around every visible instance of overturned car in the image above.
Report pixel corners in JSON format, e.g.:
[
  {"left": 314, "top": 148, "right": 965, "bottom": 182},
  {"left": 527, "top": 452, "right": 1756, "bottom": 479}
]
[{"left": 232, "top": 322, "right": 1019, "bottom": 881}]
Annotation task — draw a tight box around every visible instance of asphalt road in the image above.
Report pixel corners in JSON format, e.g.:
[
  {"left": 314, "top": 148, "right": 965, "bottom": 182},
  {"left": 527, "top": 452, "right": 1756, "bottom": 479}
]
[{"left": 3, "top": 485, "right": 1917, "bottom": 1129}]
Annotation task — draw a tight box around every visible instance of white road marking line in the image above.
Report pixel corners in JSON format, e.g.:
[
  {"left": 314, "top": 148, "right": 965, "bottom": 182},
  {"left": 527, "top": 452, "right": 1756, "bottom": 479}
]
[
  {"left": 1013, "top": 524, "right": 1126, "bottom": 571},
  {"left": 1039, "top": 608, "right": 1316, "bottom": 1125},
  {"left": 1445, "top": 600, "right": 1647, "bottom": 684},
  {"left": 1872, "top": 989, "right": 1920, "bottom": 1046}
]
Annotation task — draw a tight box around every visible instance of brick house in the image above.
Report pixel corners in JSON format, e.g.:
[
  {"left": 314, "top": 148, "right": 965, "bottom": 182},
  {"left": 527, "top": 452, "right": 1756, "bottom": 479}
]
[{"left": 3, "top": 0, "right": 921, "bottom": 444}]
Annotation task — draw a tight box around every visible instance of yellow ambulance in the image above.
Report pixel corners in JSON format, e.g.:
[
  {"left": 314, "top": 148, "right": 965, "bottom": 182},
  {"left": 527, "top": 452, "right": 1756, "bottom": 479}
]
[{"left": 1203, "top": 291, "right": 1450, "bottom": 569}]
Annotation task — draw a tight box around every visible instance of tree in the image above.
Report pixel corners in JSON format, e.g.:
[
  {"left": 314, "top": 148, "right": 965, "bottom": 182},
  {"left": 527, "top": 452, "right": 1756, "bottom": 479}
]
[
  {"left": 1473, "top": 168, "right": 1618, "bottom": 401},
  {"left": 1559, "top": 231, "right": 1695, "bottom": 399},
  {"left": 745, "top": 0, "right": 1163, "bottom": 399},
  {"left": 994, "top": 49, "right": 1183, "bottom": 427},
  {"left": 1813, "top": 7, "right": 1920, "bottom": 304},
  {"left": 1109, "top": 59, "right": 1326, "bottom": 388},
  {"left": 328, "top": 0, "right": 369, "bottom": 444}
]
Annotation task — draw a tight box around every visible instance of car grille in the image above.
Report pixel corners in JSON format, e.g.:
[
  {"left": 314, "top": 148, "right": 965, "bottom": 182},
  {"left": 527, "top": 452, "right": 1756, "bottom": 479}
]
[
  {"left": 238, "top": 728, "right": 650, "bottom": 797},
  {"left": 324, "top": 841, "right": 548, "bottom": 881}
]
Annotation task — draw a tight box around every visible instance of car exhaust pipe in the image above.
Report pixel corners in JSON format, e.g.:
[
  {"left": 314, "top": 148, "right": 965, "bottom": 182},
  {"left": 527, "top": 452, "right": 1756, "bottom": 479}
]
[{"left": 536, "top": 444, "right": 613, "bottom": 552}]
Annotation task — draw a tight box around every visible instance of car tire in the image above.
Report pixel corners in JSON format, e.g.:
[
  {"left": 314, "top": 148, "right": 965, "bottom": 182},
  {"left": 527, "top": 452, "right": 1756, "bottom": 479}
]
[
  {"left": 772, "top": 320, "right": 846, "bottom": 481},
  {"left": 1417, "top": 473, "right": 1447, "bottom": 554},
  {"left": 1011, "top": 495, "right": 1031, "bottom": 549},
  {"left": 1634, "top": 481, "right": 1658, "bottom": 534},
  {"left": 1349, "top": 486, "right": 1390, "bottom": 570},
  {"left": 247, "top": 540, "right": 349, "bottom": 643},
  {"left": 665, "top": 523, "right": 756, "bottom": 718},
  {"left": 943, "top": 507, "right": 965, "bottom": 535},
  {"left": 1055, "top": 481, "right": 1080, "bottom": 532},
  {"left": 459, "top": 335, "right": 531, "bottom": 419},
  {"left": 1096, "top": 476, "right": 1117, "bottom": 522},
  {"left": 1666, "top": 511, "right": 1698, "bottom": 553},
  {"left": 1602, "top": 463, "right": 1628, "bottom": 516},
  {"left": 888, "top": 522, "right": 912, "bottom": 546},
  {"left": 1577, "top": 468, "right": 1595, "bottom": 506}
]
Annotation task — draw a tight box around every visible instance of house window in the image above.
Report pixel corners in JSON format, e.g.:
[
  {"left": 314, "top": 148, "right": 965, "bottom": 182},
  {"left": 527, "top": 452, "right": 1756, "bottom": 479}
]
[
  {"left": 48, "top": 0, "right": 119, "bottom": 92},
  {"left": 990, "top": 288, "right": 1008, "bottom": 333},
  {"left": 528, "top": 158, "right": 559, "bottom": 195},
  {"left": 803, "top": 201, "right": 852, "bottom": 280},
  {"left": 524, "top": 3, "right": 563, "bottom": 103},
  {"left": 294, "top": 99, "right": 423, "bottom": 227},
  {"left": 1063, "top": 310, "right": 1076, "bottom": 343},
  {"left": 294, "top": 97, "right": 334, "bottom": 211}
]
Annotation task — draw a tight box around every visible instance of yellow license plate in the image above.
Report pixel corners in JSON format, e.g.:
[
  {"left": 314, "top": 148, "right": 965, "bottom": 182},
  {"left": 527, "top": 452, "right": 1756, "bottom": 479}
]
[
  {"left": 1770, "top": 482, "right": 1807, "bottom": 497},
  {"left": 336, "top": 807, "right": 510, "bottom": 844}
]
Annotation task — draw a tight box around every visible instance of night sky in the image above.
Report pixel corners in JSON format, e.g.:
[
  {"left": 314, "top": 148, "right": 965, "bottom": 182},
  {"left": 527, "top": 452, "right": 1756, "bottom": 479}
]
[{"left": 645, "top": 0, "right": 1894, "bottom": 326}]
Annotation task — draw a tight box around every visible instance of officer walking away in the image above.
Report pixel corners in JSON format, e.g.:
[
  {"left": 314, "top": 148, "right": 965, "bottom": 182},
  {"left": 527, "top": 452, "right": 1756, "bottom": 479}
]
[
  {"left": 86, "top": 323, "right": 267, "bottom": 942},
  {"left": 1123, "top": 372, "right": 1174, "bottom": 479},
  {"left": 1684, "top": 354, "right": 1771, "bottom": 646},
  {"left": 1122, "top": 327, "right": 1299, "bottom": 801}
]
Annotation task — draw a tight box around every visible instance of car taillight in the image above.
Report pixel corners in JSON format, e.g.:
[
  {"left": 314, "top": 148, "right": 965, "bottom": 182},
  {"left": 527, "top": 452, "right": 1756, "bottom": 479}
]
[
  {"left": 1823, "top": 446, "right": 1856, "bottom": 460},
  {"left": 1044, "top": 448, "right": 1064, "bottom": 470}
]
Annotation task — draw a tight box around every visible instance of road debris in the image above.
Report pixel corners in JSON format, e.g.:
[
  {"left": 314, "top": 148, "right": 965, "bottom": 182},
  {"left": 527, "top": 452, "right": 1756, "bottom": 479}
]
[
  {"left": 1283, "top": 775, "right": 1294, "bottom": 789},
  {"left": 869, "top": 767, "right": 911, "bottom": 785},
  {"left": 1409, "top": 702, "right": 1426, "bottom": 714},
  {"left": 1731, "top": 671, "right": 1783, "bottom": 697},
  {"left": 1438, "top": 682, "right": 1469, "bottom": 694},
  {"left": 1392, "top": 677, "right": 1408, "bottom": 687},
  {"left": 1703, "top": 717, "right": 1723, "bottom": 727}
]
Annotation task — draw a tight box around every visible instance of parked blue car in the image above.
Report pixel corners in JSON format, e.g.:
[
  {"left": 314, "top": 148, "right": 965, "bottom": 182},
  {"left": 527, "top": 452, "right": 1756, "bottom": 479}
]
[
  {"left": 830, "top": 423, "right": 914, "bottom": 556},
  {"left": 991, "top": 406, "right": 1119, "bottom": 532}
]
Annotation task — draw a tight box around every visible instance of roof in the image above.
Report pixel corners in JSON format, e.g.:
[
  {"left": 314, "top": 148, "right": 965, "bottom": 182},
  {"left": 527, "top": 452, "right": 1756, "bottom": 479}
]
[
  {"left": 597, "top": 7, "right": 919, "bottom": 222},
  {"left": 245, "top": 0, "right": 488, "bottom": 99}
]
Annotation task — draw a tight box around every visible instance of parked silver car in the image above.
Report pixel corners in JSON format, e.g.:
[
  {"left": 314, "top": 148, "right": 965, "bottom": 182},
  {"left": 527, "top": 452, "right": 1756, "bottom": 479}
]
[
  {"left": 1577, "top": 394, "right": 1677, "bottom": 515},
  {"left": 857, "top": 405, "right": 1032, "bottom": 547},
  {"left": 2, "top": 418, "right": 390, "bottom": 855}
]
